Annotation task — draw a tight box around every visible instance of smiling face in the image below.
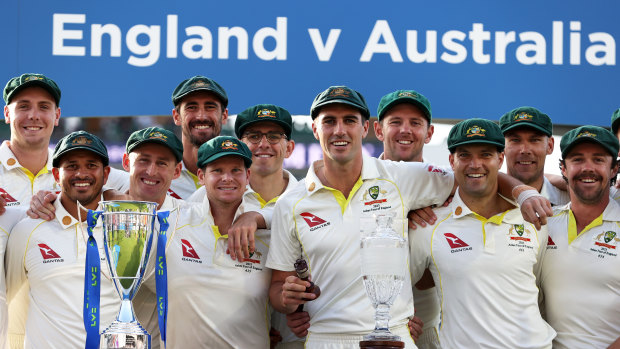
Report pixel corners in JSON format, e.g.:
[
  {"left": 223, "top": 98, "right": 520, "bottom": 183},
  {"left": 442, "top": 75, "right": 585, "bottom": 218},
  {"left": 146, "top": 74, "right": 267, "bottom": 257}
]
[
  {"left": 53, "top": 149, "right": 109, "bottom": 210},
  {"left": 123, "top": 143, "right": 182, "bottom": 205},
  {"left": 561, "top": 142, "right": 618, "bottom": 205},
  {"left": 312, "top": 104, "right": 369, "bottom": 167},
  {"left": 504, "top": 127, "right": 553, "bottom": 188},
  {"left": 4, "top": 86, "right": 60, "bottom": 150},
  {"left": 240, "top": 122, "right": 294, "bottom": 177},
  {"left": 450, "top": 144, "right": 504, "bottom": 200},
  {"left": 198, "top": 156, "right": 249, "bottom": 207},
  {"left": 172, "top": 90, "right": 228, "bottom": 148},
  {"left": 374, "top": 103, "right": 433, "bottom": 162}
]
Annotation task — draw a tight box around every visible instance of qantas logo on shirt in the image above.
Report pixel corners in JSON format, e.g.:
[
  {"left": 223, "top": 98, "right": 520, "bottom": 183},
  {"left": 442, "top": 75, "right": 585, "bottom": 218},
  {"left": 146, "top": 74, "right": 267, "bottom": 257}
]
[
  {"left": 167, "top": 189, "right": 182, "bottom": 199},
  {"left": 546, "top": 236, "right": 558, "bottom": 250},
  {"left": 38, "top": 244, "right": 64, "bottom": 263},
  {"left": 444, "top": 233, "right": 472, "bottom": 253},
  {"left": 181, "top": 239, "right": 202, "bottom": 263},
  {"left": 0, "top": 188, "right": 20, "bottom": 206},
  {"left": 300, "top": 212, "right": 330, "bottom": 231}
]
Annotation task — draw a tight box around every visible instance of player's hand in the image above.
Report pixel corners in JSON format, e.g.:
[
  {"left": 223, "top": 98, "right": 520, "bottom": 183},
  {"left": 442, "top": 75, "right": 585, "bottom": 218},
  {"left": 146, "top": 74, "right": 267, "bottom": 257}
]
[
  {"left": 408, "top": 315, "right": 424, "bottom": 342},
  {"left": 28, "top": 190, "right": 57, "bottom": 221},
  {"left": 281, "top": 275, "right": 316, "bottom": 314},
  {"left": 0, "top": 191, "right": 7, "bottom": 216},
  {"left": 520, "top": 196, "right": 553, "bottom": 230},
  {"left": 286, "top": 310, "right": 310, "bottom": 338},
  {"left": 227, "top": 211, "right": 261, "bottom": 261},
  {"left": 408, "top": 206, "right": 436, "bottom": 230},
  {"left": 269, "top": 327, "right": 282, "bottom": 348}
]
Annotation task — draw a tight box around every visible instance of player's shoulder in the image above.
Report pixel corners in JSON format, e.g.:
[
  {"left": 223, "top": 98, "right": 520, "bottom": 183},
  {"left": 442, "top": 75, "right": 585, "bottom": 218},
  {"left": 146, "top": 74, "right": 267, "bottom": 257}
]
[
  {"left": 275, "top": 179, "right": 308, "bottom": 206},
  {"left": 10, "top": 214, "right": 50, "bottom": 240}
]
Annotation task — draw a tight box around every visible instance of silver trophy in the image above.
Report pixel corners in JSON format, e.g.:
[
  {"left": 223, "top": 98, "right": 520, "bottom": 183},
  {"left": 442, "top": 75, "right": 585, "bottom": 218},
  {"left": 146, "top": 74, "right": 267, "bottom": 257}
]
[
  {"left": 100, "top": 200, "right": 157, "bottom": 349},
  {"left": 360, "top": 213, "right": 407, "bottom": 343}
]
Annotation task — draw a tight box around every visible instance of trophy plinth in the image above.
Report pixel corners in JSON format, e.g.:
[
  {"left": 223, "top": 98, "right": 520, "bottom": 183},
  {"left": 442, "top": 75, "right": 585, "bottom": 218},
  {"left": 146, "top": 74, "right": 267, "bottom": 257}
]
[
  {"left": 99, "top": 201, "right": 157, "bottom": 349},
  {"left": 360, "top": 213, "right": 406, "bottom": 347}
]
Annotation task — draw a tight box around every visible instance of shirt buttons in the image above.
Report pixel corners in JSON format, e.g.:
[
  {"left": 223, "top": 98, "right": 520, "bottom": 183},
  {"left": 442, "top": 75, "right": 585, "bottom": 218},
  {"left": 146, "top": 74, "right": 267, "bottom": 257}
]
[
  {"left": 308, "top": 183, "right": 316, "bottom": 191},
  {"left": 6, "top": 158, "right": 16, "bottom": 166},
  {"left": 455, "top": 206, "right": 463, "bottom": 215},
  {"left": 62, "top": 216, "right": 72, "bottom": 225}
]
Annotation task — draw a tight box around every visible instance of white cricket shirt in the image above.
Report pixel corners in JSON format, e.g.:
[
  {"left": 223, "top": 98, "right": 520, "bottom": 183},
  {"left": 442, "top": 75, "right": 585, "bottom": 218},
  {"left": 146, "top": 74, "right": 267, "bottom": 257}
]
[
  {"left": 5, "top": 199, "right": 119, "bottom": 349},
  {"left": 542, "top": 201, "right": 620, "bottom": 349},
  {"left": 409, "top": 190, "right": 555, "bottom": 349},
  {"left": 266, "top": 155, "right": 454, "bottom": 337}
]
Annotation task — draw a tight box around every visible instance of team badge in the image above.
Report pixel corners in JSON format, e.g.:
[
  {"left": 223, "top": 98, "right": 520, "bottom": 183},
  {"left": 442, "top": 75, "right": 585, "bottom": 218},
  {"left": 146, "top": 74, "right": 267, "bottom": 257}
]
[
  {"left": 242, "top": 250, "right": 263, "bottom": 264},
  {"left": 466, "top": 125, "right": 486, "bottom": 137},
  {"left": 221, "top": 140, "right": 238, "bottom": 150},
  {"left": 513, "top": 112, "right": 534, "bottom": 122},
  {"left": 25, "top": 75, "right": 43, "bottom": 82},
  {"left": 398, "top": 91, "right": 417, "bottom": 98},
  {"left": 190, "top": 80, "right": 208, "bottom": 88},
  {"left": 508, "top": 224, "right": 531, "bottom": 242},
  {"left": 576, "top": 131, "right": 597, "bottom": 139},
  {"left": 257, "top": 109, "right": 277, "bottom": 118},
  {"left": 72, "top": 136, "right": 93, "bottom": 146},
  {"left": 369, "top": 186, "right": 379, "bottom": 200},
  {"left": 148, "top": 131, "right": 167, "bottom": 140},
  {"left": 594, "top": 231, "right": 619, "bottom": 250},
  {"left": 328, "top": 87, "right": 350, "bottom": 98},
  {"left": 362, "top": 186, "right": 388, "bottom": 206}
]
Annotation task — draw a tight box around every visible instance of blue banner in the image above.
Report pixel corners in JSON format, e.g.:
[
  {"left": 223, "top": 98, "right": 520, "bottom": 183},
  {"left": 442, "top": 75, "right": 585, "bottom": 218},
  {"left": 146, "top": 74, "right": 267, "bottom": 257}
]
[{"left": 2, "top": 0, "right": 618, "bottom": 126}]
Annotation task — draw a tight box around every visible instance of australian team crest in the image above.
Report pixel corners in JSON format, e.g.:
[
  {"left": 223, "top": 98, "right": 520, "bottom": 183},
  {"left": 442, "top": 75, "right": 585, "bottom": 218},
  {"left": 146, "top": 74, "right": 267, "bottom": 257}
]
[
  {"left": 222, "top": 140, "right": 238, "bottom": 150},
  {"left": 466, "top": 125, "right": 486, "bottom": 137},
  {"left": 257, "top": 109, "right": 277, "bottom": 118},
  {"left": 368, "top": 186, "right": 379, "bottom": 200},
  {"left": 362, "top": 185, "right": 387, "bottom": 205},
  {"left": 508, "top": 224, "right": 531, "bottom": 241},
  {"left": 72, "top": 136, "right": 93, "bottom": 146},
  {"left": 514, "top": 112, "right": 534, "bottom": 122},
  {"left": 577, "top": 131, "right": 597, "bottom": 139},
  {"left": 398, "top": 91, "right": 417, "bottom": 99},
  {"left": 604, "top": 231, "right": 617, "bottom": 243},
  {"left": 191, "top": 80, "right": 208, "bottom": 88},
  {"left": 148, "top": 131, "right": 167, "bottom": 140},
  {"left": 329, "top": 87, "right": 349, "bottom": 97},
  {"left": 594, "top": 230, "right": 620, "bottom": 252}
]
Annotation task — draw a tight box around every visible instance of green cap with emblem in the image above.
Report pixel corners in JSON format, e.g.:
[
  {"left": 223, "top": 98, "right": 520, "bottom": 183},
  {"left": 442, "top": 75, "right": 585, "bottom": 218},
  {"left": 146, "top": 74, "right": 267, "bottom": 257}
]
[
  {"left": 448, "top": 118, "right": 505, "bottom": 152},
  {"left": 310, "top": 86, "right": 370, "bottom": 119},
  {"left": 610, "top": 108, "right": 620, "bottom": 136},
  {"left": 560, "top": 125, "right": 619, "bottom": 158},
  {"left": 197, "top": 135, "right": 253, "bottom": 169},
  {"left": 53, "top": 131, "right": 109, "bottom": 167},
  {"left": 126, "top": 127, "right": 183, "bottom": 162},
  {"left": 171, "top": 75, "right": 228, "bottom": 107},
  {"left": 377, "top": 89, "right": 432, "bottom": 122},
  {"left": 235, "top": 104, "right": 293, "bottom": 139},
  {"left": 4, "top": 73, "right": 61, "bottom": 106},
  {"left": 499, "top": 106, "right": 553, "bottom": 136}
]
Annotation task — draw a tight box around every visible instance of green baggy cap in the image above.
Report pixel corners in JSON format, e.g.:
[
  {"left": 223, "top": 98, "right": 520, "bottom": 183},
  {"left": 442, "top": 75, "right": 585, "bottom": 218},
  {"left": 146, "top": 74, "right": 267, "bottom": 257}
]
[
  {"left": 53, "top": 131, "right": 109, "bottom": 167},
  {"left": 560, "top": 125, "right": 619, "bottom": 159},
  {"left": 4, "top": 73, "right": 61, "bottom": 106},
  {"left": 448, "top": 118, "right": 505, "bottom": 152},
  {"left": 377, "top": 90, "right": 432, "bottom": 122},
  {"left": 172, "top": 75, "right": 228, "bottom": 107},
  {"left": 126, "top": 127, "right": 183, "bottom": 162},
  {"left": 197, "top": 136, "right": 253, "bottom": 169},
  {"left": 235, "top": 104, "right": 293, "bottom": 139},
  {"left": 310, "top": 86, "right": 370, "bottom": 119},
  {"left": 499, "top": 106, "right": 553, "bottom": 136}
]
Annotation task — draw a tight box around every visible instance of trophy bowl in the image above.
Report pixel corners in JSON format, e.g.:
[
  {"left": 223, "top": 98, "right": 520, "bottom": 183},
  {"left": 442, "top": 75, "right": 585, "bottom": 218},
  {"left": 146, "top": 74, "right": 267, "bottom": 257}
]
[{"left": 99, "top": 200, "right": 157, "bottom": 349}]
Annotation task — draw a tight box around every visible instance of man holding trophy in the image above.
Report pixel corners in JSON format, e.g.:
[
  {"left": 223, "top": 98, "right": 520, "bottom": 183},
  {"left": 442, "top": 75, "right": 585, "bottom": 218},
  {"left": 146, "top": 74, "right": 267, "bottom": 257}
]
[{"left": 5, "top": 131, "right": 120, "bottom": 348}]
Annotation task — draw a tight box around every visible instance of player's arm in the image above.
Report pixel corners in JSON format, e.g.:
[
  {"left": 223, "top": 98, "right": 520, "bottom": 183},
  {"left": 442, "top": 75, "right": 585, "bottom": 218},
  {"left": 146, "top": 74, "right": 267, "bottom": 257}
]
[
  {"left": 497, "top": 172, "right": 552, "bottom": 230},
  {"left": 608, "top": 337, "right": 620, "bottom": 349},
  {"left": 227, "top": 210, "right": 267, "bottom": 261},
  {"left": 5, "top": 222, "right": 30, "bottom": 303},
  {"left": 269, "top": 270, "right": 316, "bottom": 315},
  {"left": 286, "top": 310, "right": 310, "bottom": 338},
  {"left": 545, "top": 173, "right": 567, "bottom": 191}
]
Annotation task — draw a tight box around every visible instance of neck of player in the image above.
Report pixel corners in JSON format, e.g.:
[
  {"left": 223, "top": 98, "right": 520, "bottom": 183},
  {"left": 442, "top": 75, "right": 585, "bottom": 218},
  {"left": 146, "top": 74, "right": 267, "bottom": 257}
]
[
  {"left": 8, "top": 139, "right": 49, "bottom": 175},
  {"left": 209, "top": 198, "right": 242, "bottom": 235},
  {"left": 459, "top": 188, "right": 515, "bottom": 219},
  {"left": 60, "top": 193, "right": 102, "bottom": 222},
  {"left": 571, "top": 190, "right": 609, "bottom": 234},
  {"left": 250, "top": 168, "right": 288, "bottom": 203},
  {"left": 317, "top": 156, "right": 363, "bottom": 198},
  {"left": 182, "top": 142, "right": 200, "bottom": 176}
]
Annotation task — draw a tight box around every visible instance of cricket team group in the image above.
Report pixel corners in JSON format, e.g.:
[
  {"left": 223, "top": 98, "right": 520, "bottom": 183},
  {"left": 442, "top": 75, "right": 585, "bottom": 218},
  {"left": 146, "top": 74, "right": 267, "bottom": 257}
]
[{"left": 0, "top": 72, "right": 618, "bottom": 349}]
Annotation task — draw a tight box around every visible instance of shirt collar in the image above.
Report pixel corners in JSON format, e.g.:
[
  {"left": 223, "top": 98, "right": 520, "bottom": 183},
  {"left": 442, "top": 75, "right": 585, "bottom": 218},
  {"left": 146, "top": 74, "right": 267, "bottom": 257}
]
[
  {"left": 304, "top": 155, "right": 380, "bottom": 195},
  {"left": 0, "top": 141, "right": 53, "bottom": 171},
  {"left": 54, "top": 195, "right": 105, "bottom": 229},
  {"left": 450, "top": 189, "right": 520, "bottom": 224}
]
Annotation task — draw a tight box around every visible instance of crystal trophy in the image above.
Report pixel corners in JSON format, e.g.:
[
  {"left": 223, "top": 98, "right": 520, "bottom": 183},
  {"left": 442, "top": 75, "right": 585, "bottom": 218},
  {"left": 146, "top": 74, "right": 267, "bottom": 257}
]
[
  {"left": 360, "top": 213, "right": 407, "bottom": 346},
  {"left": 99, "top": 201, "right": 157, "bottom": 349}
]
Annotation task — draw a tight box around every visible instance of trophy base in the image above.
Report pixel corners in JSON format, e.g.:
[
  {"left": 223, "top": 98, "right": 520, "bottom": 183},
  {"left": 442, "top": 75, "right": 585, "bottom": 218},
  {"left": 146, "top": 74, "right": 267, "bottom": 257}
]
[
  {"left": 101, "top": 320, "right": 151, "bottom": 349},
  {"left": 359, "top": 340, "right": 405, "bottom": 348}
]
